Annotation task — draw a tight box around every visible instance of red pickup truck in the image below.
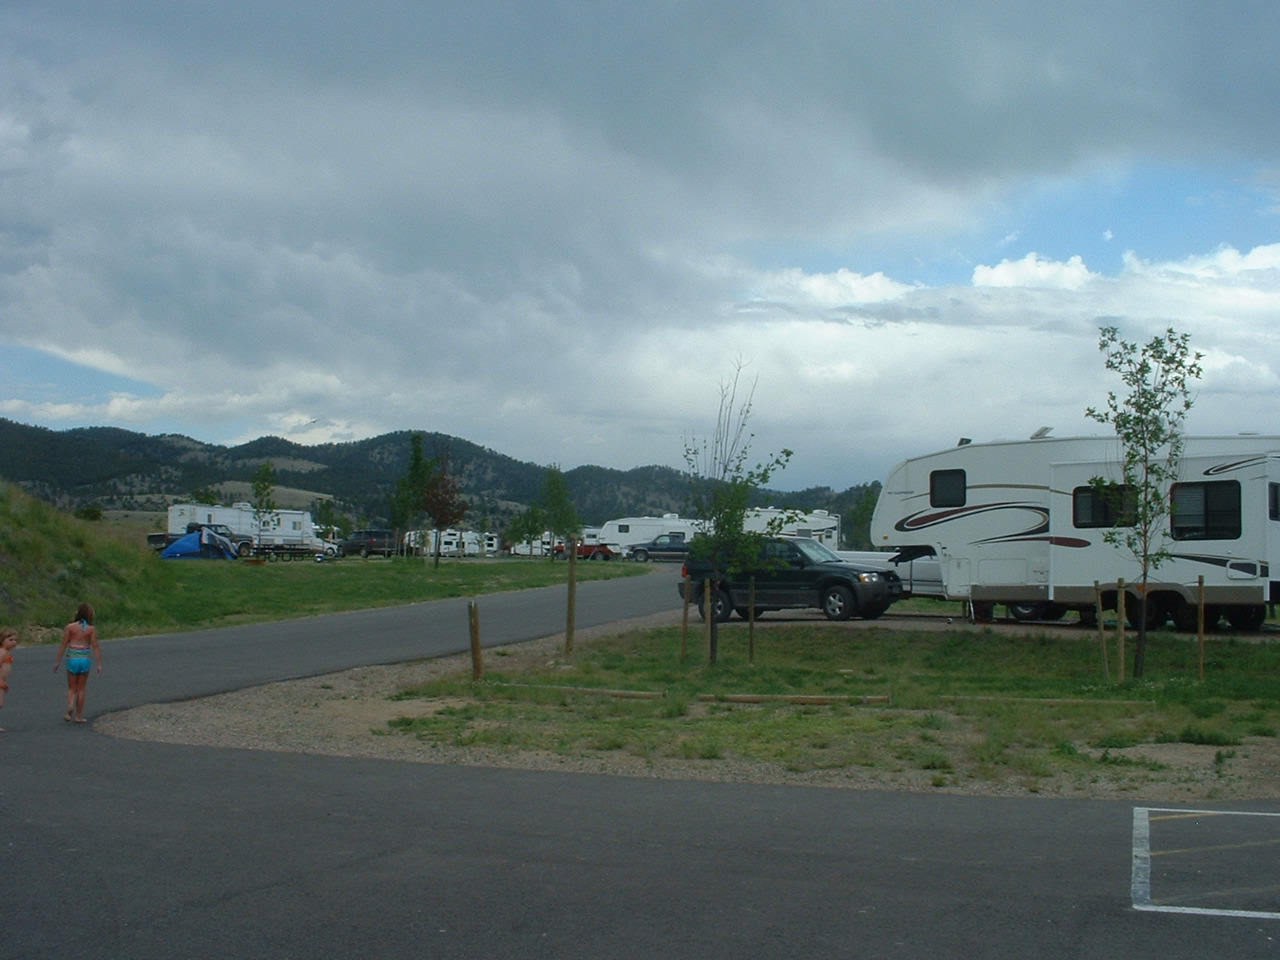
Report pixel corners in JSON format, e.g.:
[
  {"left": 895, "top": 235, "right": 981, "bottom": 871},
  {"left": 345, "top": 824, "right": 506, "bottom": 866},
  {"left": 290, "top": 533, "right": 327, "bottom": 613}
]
[{"left": 552, "top": 542, "right": 617, "bottom": 561}]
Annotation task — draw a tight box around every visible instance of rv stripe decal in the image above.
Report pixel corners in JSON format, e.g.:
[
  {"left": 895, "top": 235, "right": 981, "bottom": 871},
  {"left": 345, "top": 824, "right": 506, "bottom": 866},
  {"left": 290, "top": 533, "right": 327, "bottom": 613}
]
[
  {"left": 1203, "top": 457, "right": 1268, "bottom": 476},
  {"left": 894, "top": 502, "right": 1048, "bottom": 538}
]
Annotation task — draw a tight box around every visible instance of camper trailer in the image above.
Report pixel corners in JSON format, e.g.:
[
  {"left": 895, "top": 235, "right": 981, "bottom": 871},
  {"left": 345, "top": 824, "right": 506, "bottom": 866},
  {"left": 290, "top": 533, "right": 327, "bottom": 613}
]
[
  {"left": 597, "top": 515, "right": 703, "bottom": 555},
  {"left": 406, "top": 528, "right": 490, "bottom": 557},
  {"left": 745, "top": 507, "right": 841, "bottom": 544},
  {"left": 870, "top": 434, "right": 1280, "bottom": 630},
  {"left": 597, "top": 509, "right": 840, "bottom": 557},
  {"left": 163, "top": 503, "right": 325, "bottom": 557}
]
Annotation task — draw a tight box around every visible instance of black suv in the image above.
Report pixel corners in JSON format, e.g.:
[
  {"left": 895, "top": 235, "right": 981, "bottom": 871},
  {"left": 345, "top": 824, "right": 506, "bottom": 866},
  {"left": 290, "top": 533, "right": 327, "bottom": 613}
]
[
  {"left": 339, "top": 529, "right": 398, "bottom": 558},
  {"left": 629, "top": 532, "right": 692, "bottom": 562},
  {"left": 679, "top": 536, "right": 900, "bottom": 622}
]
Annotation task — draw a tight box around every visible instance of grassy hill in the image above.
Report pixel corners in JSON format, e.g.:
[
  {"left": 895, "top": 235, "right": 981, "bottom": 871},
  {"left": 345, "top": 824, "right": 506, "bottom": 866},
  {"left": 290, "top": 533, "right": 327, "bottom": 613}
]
[{"left": 0, "top": 483, "right": 171, "bottom": 638}]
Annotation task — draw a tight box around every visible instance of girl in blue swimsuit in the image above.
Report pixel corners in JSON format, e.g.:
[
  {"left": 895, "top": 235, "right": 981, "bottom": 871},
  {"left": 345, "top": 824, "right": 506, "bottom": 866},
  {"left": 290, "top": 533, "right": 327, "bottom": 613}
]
[{"left": 54, "top": 603, "right": 102, "bottom": 723}]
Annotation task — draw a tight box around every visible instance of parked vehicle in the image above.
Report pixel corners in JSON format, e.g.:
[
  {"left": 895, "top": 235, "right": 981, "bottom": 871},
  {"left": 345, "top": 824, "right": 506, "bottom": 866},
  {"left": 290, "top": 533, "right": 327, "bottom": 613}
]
[
  {"left": 405, "top": 528, "right": 488, "bottom": 557},
  {"left": 679, "top": 536, "right": 900, "bottom": 622},
  {"left": 630, "top": 532, "right": 694, "bottom": 562},
  {"left": 339, "top": 529, "right": 398, "bottom": 558},
  {"left": 149, "top": 503, "right": 328, "bottom": 557},
  {"left": 553, "top": 541, "right": 617, "bottom": 560},
  {"left": 837, "top": 551, "right": 945, "bottom": 600},
  {"left": 745, "top": 507, "right": 841, "bottom": 545},
  {"left": 870, "top": 432, "right": 1280, "bottom": 630},
  {"left": 598, "top": 508, "right": 841, "bottom": 556},
  {"left": 598, "top": 515, "right": 702, "bottom": 556}
]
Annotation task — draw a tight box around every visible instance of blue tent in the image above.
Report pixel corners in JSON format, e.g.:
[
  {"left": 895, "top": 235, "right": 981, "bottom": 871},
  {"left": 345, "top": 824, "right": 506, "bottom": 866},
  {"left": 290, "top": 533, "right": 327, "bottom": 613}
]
[{"left": 160, "top": 527, "right": 240, "bottom": 560}]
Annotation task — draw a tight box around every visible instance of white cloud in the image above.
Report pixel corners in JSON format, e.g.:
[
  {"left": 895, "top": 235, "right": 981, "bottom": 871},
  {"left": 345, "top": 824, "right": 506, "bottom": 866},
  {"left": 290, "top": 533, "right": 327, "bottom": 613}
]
[
  {"left": 3, "top": 3, "right": 1280, "bottom": 492},
  {"left": 972, "top": 253, "right": 1097, "bottom": 290}
]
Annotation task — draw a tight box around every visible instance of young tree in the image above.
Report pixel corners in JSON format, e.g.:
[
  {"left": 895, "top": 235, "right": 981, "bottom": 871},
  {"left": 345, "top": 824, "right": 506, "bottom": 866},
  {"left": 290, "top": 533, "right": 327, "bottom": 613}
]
[
  {"left": 394, "top": 433, "right": 435, "bottom": 550},
  {"left": 538, "top": 466, "right": 581, "bottom": 559},
  {"left": 250, "top": 462, "right": 278, "bottom": 551},
  {"left": 684, "top": 363, "right": 792, "bottom": 664},
  {"left": 421, "top": 448, "right": 468, "bottom": 568},
  {"left": 506, "top": 505, "right": 547, "bottom": 557},
  {"left": 1086, "top": 325, "right": 1203, "bottom": 679}
]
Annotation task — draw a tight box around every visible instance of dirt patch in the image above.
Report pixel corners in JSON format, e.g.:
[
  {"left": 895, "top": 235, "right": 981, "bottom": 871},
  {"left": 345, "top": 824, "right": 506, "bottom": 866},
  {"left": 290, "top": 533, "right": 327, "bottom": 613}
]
[{"left": 97, "top": 610, "right": 1280, "bottom": 800}]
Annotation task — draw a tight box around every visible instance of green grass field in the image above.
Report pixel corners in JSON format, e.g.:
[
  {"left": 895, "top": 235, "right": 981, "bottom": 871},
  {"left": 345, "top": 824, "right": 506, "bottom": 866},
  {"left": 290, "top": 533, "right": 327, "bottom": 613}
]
[{"left": 385, "top": 619, "right": 1280, "bottom": 795}]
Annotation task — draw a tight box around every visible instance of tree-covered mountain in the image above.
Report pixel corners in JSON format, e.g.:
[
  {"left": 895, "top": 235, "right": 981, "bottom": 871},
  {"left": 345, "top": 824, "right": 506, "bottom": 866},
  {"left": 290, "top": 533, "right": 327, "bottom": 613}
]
[{"left": 0, "top": 417, "right": 881, "bottom": 543}]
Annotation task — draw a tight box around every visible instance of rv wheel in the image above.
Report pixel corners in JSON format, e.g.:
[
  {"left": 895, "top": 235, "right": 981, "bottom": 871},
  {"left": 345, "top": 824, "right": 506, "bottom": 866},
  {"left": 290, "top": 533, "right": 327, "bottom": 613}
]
[
  {"left": 1125, "top": 595, "right": 1171, "bottom": 632},
  {"left": 1225, "top": 604, "right": 1267, "bottom": 633},
  {"left": 1007, "top": 602, "right": 1042, "bottom": 622}
]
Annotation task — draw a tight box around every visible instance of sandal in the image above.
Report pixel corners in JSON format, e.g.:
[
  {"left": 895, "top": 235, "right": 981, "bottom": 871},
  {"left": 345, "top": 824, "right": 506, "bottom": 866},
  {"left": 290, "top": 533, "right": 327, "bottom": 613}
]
[{"left": 63, "top": 711, "right": 72, "bottom": 722}]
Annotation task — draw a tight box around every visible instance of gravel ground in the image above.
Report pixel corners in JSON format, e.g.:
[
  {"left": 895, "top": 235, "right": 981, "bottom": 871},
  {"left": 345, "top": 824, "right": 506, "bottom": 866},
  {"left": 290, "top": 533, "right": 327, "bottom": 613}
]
[{"left": 97, "top": 611, "right": 1280, "bottom": 801}]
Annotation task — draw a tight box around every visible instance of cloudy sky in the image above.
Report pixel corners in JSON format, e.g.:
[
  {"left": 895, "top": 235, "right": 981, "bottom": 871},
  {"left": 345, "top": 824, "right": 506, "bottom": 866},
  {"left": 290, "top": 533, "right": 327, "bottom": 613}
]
[{"left": 3, "top": 1, "right": 1280, "bottom": 491}]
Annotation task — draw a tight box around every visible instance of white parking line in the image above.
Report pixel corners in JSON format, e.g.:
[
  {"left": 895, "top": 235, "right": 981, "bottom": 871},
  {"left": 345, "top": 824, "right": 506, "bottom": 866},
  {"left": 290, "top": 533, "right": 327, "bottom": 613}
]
[{"left": 1133, "top": 807, "right": 1280, "bottom": 919}]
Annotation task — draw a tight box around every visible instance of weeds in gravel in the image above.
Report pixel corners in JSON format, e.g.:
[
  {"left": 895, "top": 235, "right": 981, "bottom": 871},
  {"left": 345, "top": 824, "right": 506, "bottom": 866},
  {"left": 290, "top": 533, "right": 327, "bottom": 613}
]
[{"left": 386, "top": 621, "right": 1280, "bottom": 793}]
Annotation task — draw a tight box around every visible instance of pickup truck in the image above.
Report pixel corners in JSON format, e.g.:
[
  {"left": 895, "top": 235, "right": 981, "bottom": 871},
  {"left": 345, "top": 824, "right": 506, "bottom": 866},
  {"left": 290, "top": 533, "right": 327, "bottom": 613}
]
[
  {"left": 553, "top": 541, "right": 617, "bottom": 561},
  {"left": 679, "top": 536, "right": 900, "bottom": 622}
]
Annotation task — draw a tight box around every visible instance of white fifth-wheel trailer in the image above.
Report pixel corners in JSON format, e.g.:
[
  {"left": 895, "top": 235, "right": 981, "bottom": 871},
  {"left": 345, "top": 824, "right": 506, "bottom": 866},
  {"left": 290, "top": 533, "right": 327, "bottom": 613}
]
[{"left": 869, "top": 433, "right": 1280, "bottom": 631}]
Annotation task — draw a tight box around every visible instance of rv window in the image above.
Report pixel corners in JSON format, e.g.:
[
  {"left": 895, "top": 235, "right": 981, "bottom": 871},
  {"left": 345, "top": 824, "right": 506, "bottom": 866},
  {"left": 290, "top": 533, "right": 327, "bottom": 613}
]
[
  {"left": 1171, "top": 481, "right": 1241, "bottom": 541},
  {"left": 618, "top": 524, "right": 630, "bottom": 533},
  {"left": 1271, "top": 483, "right": 1280, "bottom": 522},
  {"left": 930, "top": 470, "right": 966, "bottom": 508},
  {"left": 1073, "top": 484, "right": 1134, "bottom": 528}
]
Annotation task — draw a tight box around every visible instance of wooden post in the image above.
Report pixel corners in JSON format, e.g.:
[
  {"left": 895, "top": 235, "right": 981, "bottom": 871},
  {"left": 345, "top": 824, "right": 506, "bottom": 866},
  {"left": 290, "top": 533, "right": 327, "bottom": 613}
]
[
  {"left": 1197, "top": 575, "right": 1206, "bottom": 682},
  {"left": 680, "top": 576, "right": 691, "bottom": 660},
  {"left": 468, "top": 600, "right": 483, "bottom": 681},
  {"left": 703, "top": 577, "right": 713, "bottom": 665},
  {"left": 565, "top": 536, "right": 578, "bottom": 657},
  {"left": 1116, "top": 579, "right": 1126, "bottom": 685},
  {"left": 748, "top": 576, "right": 757, "bottom": 664},
  {"left": 1095, "top": 581, "right": 1109, "bottom": 681}
]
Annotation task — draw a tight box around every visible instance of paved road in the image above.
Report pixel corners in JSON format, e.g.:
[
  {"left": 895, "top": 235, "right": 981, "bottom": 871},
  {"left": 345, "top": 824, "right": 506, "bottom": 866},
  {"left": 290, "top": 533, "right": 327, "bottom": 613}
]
[{"left": 3, "top": 568, "right": 1278, "bottom": 959}]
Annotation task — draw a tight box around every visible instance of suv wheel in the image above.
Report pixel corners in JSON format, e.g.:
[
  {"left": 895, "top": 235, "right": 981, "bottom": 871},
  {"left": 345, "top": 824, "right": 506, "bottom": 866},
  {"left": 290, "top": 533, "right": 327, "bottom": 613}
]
[
  {"left": 632, "top": 548, "right": 649, "bottom": 562},
  {"left": 821, "top": 584, "right": 856, "bottom": 621},
  {"left": 697, "top": 587, "right": 732, "bottom": 623}
]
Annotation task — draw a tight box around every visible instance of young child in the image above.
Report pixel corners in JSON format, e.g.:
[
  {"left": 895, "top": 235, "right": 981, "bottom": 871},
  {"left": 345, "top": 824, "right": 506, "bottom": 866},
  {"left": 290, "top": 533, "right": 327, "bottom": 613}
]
[{"left": 0, "top": 628, "right": 18, "bottom": 732}]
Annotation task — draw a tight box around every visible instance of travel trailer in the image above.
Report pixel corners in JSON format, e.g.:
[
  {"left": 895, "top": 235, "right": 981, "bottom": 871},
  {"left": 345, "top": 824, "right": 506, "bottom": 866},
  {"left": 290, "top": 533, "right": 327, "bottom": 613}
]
[
  {"left": 869, "top": 433, "right": 1280, "bottom": 630},
  {"left": 597, "top": 509, "right": 841, "bottom": 556},
  {"left": 597, "top": 515, "right": 703, "bottom": 555},
  {"left": 405, "top": 528, "right": 493, "bottom": 557},
  {"left": 161, "top": 503, "right": 325, "bottom": 557},
  {"left": 746, "top": 507, "right": 841, "bottom": 545}
]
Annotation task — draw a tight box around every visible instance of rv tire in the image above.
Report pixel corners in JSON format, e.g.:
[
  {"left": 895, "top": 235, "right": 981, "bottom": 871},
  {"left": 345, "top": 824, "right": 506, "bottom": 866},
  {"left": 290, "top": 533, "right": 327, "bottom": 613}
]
[
  {"left": 1007, "top": 602, "right": 1041, "bottom": 622},
  {"left": 1125, "top": 595, "right": 1171, "bottom": 632},
  {"left": 1226, "top": 604, "right": 1267, "bottom": 633}
]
